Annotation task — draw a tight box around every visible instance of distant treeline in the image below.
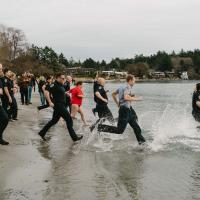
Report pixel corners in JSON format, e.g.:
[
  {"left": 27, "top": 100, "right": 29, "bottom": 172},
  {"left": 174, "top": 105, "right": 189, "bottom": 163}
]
[{"left": 0, "top": 24, "right": 200, "bottom": 78}]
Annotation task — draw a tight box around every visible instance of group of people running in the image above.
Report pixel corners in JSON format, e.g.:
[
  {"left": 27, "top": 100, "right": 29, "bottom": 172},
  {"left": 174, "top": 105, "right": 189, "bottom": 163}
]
[
  {"left": 36, "top": 72, "right": 146, "bottom": 144},
  {"left": 0, "top": 62, "right": 146, "bottom": 146},
  {"left": 1, "top": 61, "right": 200, "bottom": 147}
]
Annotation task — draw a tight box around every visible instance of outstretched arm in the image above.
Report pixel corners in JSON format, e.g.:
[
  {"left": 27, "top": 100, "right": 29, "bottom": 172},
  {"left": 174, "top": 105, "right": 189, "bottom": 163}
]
[{"left": 124, "top": 94, "right": 143, "bottom": 101}]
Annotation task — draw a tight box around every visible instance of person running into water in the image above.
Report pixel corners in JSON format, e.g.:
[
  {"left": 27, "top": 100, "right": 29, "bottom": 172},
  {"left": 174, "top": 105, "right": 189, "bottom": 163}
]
[
  {"left": 70, "top": 81, "right": 88, "bottom": 125},
  {"left": 37, "top": 76, "right": 53, "bottom": 111},
  {"left": 64, "top": 76, "right": 72, "bottom": 112},
  {"left": 192, "top": 83, "right": 200, "bottom": 122},
  {"left": 38, "top": 73, "right": 83, "bottom": 142},
  {"left": 90, "top": 77, "right": 115, "bottom": 132},
  {"left": 97, "top": 75, "right": 146, "bottom": 145},
  {"left": 92, "top": 73, "right": 100, "bottom": 116},
  {"left": 38, "top": 76, "right": 46, "bottom": 106}
]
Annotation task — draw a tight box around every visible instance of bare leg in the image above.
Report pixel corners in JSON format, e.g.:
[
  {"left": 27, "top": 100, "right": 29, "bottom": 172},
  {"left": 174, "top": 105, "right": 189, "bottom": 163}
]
[
  {"left": 78, "top": 106, "right": 88, "bottom": 125},
  {"left": 71, "top": 104, "right": 78, "bottom": 119}
]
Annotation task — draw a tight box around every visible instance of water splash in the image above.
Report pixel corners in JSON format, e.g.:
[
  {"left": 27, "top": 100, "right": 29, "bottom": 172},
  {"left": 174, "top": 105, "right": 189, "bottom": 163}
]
[{"left": 150, "top": 104, "right": 200, "bottom": 151}]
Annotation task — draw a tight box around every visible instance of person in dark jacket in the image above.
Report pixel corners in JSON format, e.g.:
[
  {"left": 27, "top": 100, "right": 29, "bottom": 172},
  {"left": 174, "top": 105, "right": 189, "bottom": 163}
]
[
  {"left": 192, "top": 83, "right": 200, "bottom": 122},
  {"left": 38, "top": 73, "right": 83, "bottom": 142},
  {"left": 38, "top": 76, "right": 46, "bottom": 106},
  {"left": 63, "top": 76, "right": 72, "bottom": 112},
  {"left": 0, "top": 64, "right": 9, "bottom": 145},
  {"left": 18, "top": 74, "right": 29, "bottom": 105}
]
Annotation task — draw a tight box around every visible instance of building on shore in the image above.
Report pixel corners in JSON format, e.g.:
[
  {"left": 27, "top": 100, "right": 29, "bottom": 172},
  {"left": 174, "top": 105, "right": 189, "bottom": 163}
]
[
  {"left": 65, "top": 67, "right": 95, "bottom": 76},
  {"left": 180, "top": 71, "right": 189, "bottom": 80},
  {"left": 101, "top": 70, "right": 127, "bottom": 79},
  {"left": 149, "top": 71, "right": 165, "bottom": 79}
]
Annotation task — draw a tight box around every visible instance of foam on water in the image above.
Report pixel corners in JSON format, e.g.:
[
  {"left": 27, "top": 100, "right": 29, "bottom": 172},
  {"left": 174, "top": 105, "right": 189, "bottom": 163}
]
[
  {"left": 149, "top": 103, "right": 200, "bottom": 152},
  {"left": 84, "top": 102, "right": 200, "bottom": 153}
]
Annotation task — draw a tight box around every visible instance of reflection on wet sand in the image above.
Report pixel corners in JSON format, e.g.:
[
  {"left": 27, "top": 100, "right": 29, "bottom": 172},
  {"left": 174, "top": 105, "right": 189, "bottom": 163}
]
[{"left": 1, "top": 83, "right": 200, "bottom": 200}]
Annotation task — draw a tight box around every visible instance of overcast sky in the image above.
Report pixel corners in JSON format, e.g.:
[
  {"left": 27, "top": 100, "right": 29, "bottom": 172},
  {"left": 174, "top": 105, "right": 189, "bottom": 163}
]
[{"left": 0, "top": 0, "right": 200, "bottom": 61}]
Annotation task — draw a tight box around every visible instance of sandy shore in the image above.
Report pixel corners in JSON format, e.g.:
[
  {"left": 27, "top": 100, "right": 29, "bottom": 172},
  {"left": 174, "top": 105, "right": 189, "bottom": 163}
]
[
  {"left": 0, "top": 93, "right": 52, "bottom": 199},
  {"left": 0, "top": 91, "right": 95, "bottom": 200}
]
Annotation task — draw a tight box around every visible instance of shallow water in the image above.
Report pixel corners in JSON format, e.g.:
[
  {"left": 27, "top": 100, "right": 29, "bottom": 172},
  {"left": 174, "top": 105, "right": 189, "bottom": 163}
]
[{"left": 1, "top": 81, "right": 200, "bottom": 200}]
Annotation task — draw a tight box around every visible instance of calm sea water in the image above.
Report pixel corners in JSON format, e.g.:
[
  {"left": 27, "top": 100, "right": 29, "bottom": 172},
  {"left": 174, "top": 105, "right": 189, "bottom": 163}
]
[{"left": 4, "top": 81, "right": 200, "bottom": 200}]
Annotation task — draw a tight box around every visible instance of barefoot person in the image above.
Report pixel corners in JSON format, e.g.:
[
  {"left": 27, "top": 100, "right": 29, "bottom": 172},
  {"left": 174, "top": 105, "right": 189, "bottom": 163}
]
[
  {"left": 38, "top": 73, "right": 83, "bottom": 142},
  {"left": 70, "top": 81, "right": 88, "bottom": 125},
  {"left": 97, "top": 75, "right": 146, "bottom": 145}
]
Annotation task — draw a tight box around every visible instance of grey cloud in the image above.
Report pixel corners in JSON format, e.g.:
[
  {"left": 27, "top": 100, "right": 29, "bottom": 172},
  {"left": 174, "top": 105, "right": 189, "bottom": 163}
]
[{"left": 0, "top": 0, "right": 200, "bottom": 61}]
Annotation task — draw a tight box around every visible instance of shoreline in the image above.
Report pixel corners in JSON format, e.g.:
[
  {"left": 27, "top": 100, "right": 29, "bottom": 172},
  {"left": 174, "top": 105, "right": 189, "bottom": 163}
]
[{"left": 73, "top": 77, "right": 198, "bottom": 83}]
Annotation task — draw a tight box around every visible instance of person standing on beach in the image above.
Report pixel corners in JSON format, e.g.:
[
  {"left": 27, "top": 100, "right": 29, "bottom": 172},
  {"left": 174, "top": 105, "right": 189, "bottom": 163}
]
[
  {"left": 97, "top": 75, "right": 146, "bottom": 145},
  {"left": 192, "top": 83, "right": 200, "bottom": 122},
  {"left": 1, "top": 68, "right": 13, "bottom": 117},
  {"left": 27, "top": 73, "right": 36, "bottom": 104},
  {"left": 0, "top": 64, "right": 9, "bottom": 145},
  {"left": 8, "top": 71, "right": 18, "bottom": 120},
  {"left": 18, "top": 73, "right": 29, "bottom": 105},
  {"left": 38, "top": 73, "right": 83, "bottom": 142}
]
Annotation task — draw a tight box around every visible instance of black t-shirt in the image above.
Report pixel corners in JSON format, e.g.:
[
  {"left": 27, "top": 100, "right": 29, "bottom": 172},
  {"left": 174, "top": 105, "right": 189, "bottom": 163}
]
[
  {"left": 45, "top": 82, "right": 51, "bottom": 92},
  {"left": 0, "top": 79, "right": 2, "bottom": 89},
  {"left": 192, "top": 90, "right": 200, "bottom": 113},
  {"left": 1, "top": 76, "right": 12, "bottom": 97},
  {"left": 38, "top": 80, "right": 46, "bottom": 93},
  {"left": 94, "top": 84, "right": 108, "bottom": 106},
  {"left": 0, "top": 77, "right": 6, "bottom": 88},
  {"left": 93, "top": 81, "right": 99, "bottom": 93},
  {"left": 0, "top": 78, "right": 4, "bottom": 100},
  {"left": 49, "top": 81, "right": 66, "bottom": 105},
  {"left": 44, "top": 82, "right": 52, "bottom": 105},
  {"left": 29, "top": 77, "right": 36, "bottom": 87},
  {"left": 4, "top": 77, "right": 12, "bottom": 93},
  {"left": 0, "top": 79, "right": 2, "bottom": 102},
  {"left": 10, "top": 80, "right": 14, "bottom": 95},
  {"left": 63, "top": 81, "right": 71, "bottom": 105}
]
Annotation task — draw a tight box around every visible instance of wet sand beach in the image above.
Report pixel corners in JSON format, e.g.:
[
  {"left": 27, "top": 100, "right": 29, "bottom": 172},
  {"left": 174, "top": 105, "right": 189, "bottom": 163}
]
[{"left": 1, "top": 82, "right": 200, "bottom": 200}]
